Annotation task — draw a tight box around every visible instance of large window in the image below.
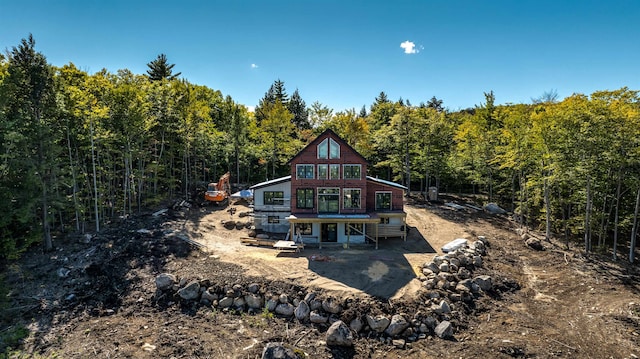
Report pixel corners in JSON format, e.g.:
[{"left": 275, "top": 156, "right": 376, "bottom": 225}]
[
  {"left": 264, "top": 191, "right": 284, "bottom": 205},
  {"left": 343, "top": 165, "right": 361, "bottom": 179},
  {"left": 296, "top": 223, "right": 312, "bottom": 235},
  {"left": 343, "top": 188, "right": 361, "bottom": 209},
  {"left": 296, "top": 188, "right": 314, "bottom": 209},
  {"left": 375, "top": 192, "right": 392, "bottom": 211},
  {"left": 267, "top": 216, "right": 280, "bottom": 224},
  {"left": 296, "top": 164, "right": 314, "bottom": 179},
  {"left": 330, "top": 164, "right": 340, "bottom": 179},
  {"left": 318, "top": 164, "right": 328, "bottom": 180},
  {"left": 318, "top": 188, "right": 340, "bottom": 213},
  {"left": 345, "top": 223, "right": 364, "bottom": 235},
  {"left": 318, "top": 138, "right": 340, "bottom": 159}
]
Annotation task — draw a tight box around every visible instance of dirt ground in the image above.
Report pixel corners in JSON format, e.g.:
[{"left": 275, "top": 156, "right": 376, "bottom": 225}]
[{"left": 1, "top": 196, "right": 639, "bottom": 358}]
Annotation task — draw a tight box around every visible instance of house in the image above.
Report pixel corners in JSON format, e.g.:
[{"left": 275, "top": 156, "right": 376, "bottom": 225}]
[{"left": 250, "top": 129, "right": 407, "bottom": 249}]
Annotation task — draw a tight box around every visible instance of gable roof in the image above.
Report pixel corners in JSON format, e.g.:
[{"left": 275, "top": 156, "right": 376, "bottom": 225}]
[
  {"left": 287, "top": 128, "right": 368, "bottom": 165},
  {"left": 366, "top": 176, "right": 408, "bottom": 190},
  {"left": 249, "top": 175, "right": 291, "bottom": 190}
]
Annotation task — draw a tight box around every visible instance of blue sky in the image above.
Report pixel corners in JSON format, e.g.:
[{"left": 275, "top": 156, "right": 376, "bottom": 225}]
[{"left": 1, "top": 1, "right": 639, "bottom": 112}]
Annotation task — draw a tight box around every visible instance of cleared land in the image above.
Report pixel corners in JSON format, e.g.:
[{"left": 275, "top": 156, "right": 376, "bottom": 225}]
[{"left": 1, "top": 197, "right": 639, "bottom": 358}]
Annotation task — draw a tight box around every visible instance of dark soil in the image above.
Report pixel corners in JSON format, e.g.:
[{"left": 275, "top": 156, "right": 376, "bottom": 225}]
[{"left": 1, "top": 200, "right": 639, "bottom": 358}]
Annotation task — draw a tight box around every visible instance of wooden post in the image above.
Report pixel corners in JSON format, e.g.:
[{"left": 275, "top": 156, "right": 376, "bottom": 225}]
[
  {"left": 319, "top": 223, "right": 322, "bottom": 249},
  {"left": 375, "top": 223, "right": 379, "bottom": 250},
  {"left": 290, "top": 222, "right": 294, "bottom": 242},
  {"left": 346, "top": 222, "right": 350, "bottom": 249}
]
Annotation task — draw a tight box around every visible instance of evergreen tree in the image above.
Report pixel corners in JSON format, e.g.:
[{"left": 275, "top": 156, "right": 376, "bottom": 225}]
[
  {"left": 358, "top": 105, "right": 367, "bottom": 118},
  {"left": 146, "top": 53, "right": 181, "bottom": 81},
  {"left": 426, "top": 96, "right": 444, "bottom": 112},
  {"left": 288, "top": 89, "right": 310, "bottom": 130},
  {"left": 0, "top": 34, "right": 58, "bottom": 254}
]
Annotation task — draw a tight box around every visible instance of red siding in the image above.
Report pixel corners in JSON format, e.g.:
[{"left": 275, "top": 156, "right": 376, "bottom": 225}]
[
  {"left": 366, "top": 182, "right": 404, "bottom": 212},
  {"left": 290, "top": 132, "right": 368, "bottom": 215}
]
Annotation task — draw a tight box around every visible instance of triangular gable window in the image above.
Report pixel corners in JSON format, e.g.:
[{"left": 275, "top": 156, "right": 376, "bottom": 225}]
[{"left": 318, "top": 138, "right": 340, "bottom": 159}]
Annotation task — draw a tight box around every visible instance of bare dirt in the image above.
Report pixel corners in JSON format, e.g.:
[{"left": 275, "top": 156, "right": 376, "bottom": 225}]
[{"left": 1, "top": 196, "right": 639, "bottom": 358}]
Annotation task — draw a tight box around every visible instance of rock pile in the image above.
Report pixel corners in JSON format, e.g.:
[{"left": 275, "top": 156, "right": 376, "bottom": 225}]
[{"left": 154, "top": 235, "right": 493, "bottom": 349}]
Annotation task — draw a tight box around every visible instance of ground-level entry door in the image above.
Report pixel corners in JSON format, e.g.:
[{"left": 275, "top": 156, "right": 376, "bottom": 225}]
[{"left": 321, "top": 223, "right": 338, "bottom": 242}]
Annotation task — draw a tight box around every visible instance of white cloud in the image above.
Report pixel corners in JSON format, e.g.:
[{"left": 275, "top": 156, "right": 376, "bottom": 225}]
[
  {"left": 246, "top": 105, "right": 255, "bottom": 112},
  {"left": 400, "top": 40, "right": 419, "bottom": 54},
  {"left": 251, "top": 63, "right": 259, "bottom": 69}
]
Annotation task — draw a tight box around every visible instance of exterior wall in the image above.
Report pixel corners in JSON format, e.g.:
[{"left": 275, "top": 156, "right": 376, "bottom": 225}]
[
  {"left": 289, "top": 131, "right": 368, "bottom": 215},
  {"left": 252, "top": 181, "right": 291, "bottom": 233},
  {"left": 365, "top": 182, "right": 404, "bottom": 212}
]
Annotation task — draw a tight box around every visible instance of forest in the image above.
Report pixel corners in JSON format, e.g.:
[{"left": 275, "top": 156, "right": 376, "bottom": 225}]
[{"left": 1, "top": 35, "right": 639, "bottom": 262}]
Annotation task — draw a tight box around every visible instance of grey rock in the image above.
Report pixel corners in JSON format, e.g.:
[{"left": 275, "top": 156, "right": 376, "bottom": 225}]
[
  {"left": 457, "top": 267, "right": 471, "bottom": 279},
  {"left": 473, "top": 275, "right": 493, "bottom": 292},
  {"left": 384, "top": 314, "right": 410, "bottom": 337},
  {"left": 349, "top": 317, "right": 363, "bottom": 333},
  {"left": 261, "top": 342, "right": 298, "bottom": 359},
  {"left": 434, "top": 320, "right": 454, "bottom": 339},
  {"left": 438, "top": 263, "right": 450, "bottom": 273},
  {"left": 304, "top": 292, "right": 316, "bottom": 302},
  {"left": 392, "top": 339, "right": 406, "bottom": 349},
  {"left": 155, "top": 273, "right": 176, "bottom": 291},
  {"left": 435, "top": 300, "right": 451, "bottom": 314},
  {"left": 201, "top": 290, "right": 218, "bottom": 302},
  {"left": 248, "top": 283, "right": 260, "bottom": 294},
  {"left": 472, "top": 255, "right": 483, "bottom": 267},
  {"left": 322, "top": 297, "right": 342, "bottom": 314},
  {"left": 57, "top": 267, "right": 70, "bottom": 278},
  {"left": 177, "top": 281, "right": 200, "bottom": 300},
  {"left": 275, "top": 303, "right": 295, "bottom": 316},
  {"left": 218, "top": 296, "right": 234, "bottom": 308},
  {"left": 279, "top": 293, "right": 289, "bottom": 304},
  {"left": 423, "top": 316, "right": 437, "bottom": 330},
  {"left": 326, "top": 320, "right": 353, "bottom": 346},
  {"left": 484, "top": 203, "right": 507, "bottom": 214},
  {"left": 245, "top": 294, "right": 263, "bottom": 309},
  {"left": 233, "top": 296, "right": 246, "bottom": 309},
  {"left": 366, "top": 315, "right": 390, "bottom": 333},
  {"left": 425, "top": 262, "right": 440, "bottom": 274},
  {"left": 294, "top": 301, "right": 310, "bottom": 321},
  {"left": 418, "top": 323, "right": 428, "bottom": 333},
  {"left": 309, "top": 299, "right": 322, "bottom": 311},
  {"left": 265, "top": 297, "right": 278, "bottom": 312},
  {"left": 310, "top": 310, "right": 328, "bottom": 323}
]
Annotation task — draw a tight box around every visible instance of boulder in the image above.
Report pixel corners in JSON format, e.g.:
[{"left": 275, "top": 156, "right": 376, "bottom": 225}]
[
  {"left": 279, "top": 293, "right": 289, "bottom": 304},
  {"left": 366, "top": 315, "right": 391, "bottom": 333},
  {"left": 384, "top": 314, "right": 410, "bottom": 337},
  {"left": 472, "top": 255, "right": 483, "bottom": 267},
  {"left": 202, "top": 290, "right": 218, "bottom": 302},
  {"left": 261, "top": 342, "right": 299, "bottom": 359},
  {"left": 294, "top": 301, "right": 310, "bottom": 321},
  {"left": 155, "top": 273, "right": 176, "bottom": 291},
  {"left": 309, "top": 298, "right": 322, "bottom": 311},
  {"left": 349, "top": 317, "right": 363, "bottom": 333},
  {"left": 434, "top": 320, "right": 454, "bottom": 339},
  {"left": 438, "top": 263, "right": 450, "bottom": 273},
  {"left": 526, "top": 237, "right": 544, "bottom": 251},
  {"left": 245, "top": 294, "right": 263, "bottom": 309},
  {"left": 484, "top": 203, "right": 507, "bottom": 214},
  {"left": 218, "top": 296, "right": 234, "bottom": 308},
  {"left": 392, "top": 339, "right": 406, "bottom": 349},
  {"left": 233, "top": 297, "right": 246, "bottom": 309},
  {"left": 177, "top": 281, "right": 201, "bottom": 301},
  {"left": 223, "top": 221, "right": 236, "bottom": 230},
  {"left": 248, "top": 283, "right": 261, "bottom": 294},
  {"left": 473, "top": 275, "right": 493, "bottom": 292},
  {"left": 424, "top": 262, "right": 440, "bottom": 274},
  {"left": 322, "top": 297, "right": 342, "bottom": 314},
  {"left": 265, "top": 297, "right": 278, "bottom": 312},
  {"left": 275, "top": 303, "right": 295, "bottom": 317},
  {"left": 310, "top": 310, "right": 328, "bottom": 324},
  {"left": 436, "top": 300, "right": 451, "bottom": 314},
  {"left": 248, "top": 230, "right": 257, "bottom": 238},
  {"left": 326, "top": 320, "right": 353, "bottom": 346}
]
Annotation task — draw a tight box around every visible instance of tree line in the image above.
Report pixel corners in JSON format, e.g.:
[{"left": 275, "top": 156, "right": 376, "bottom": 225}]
[{"left": 1, "top": 35, "right": 638, "bottom": 262}]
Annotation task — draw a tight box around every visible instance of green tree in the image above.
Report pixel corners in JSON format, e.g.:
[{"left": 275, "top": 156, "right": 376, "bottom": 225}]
[
  {"left": 0, "top": 35, "right": 58, "bottom": 253},
  {"left": 288, "top": 89, "right": 310, "bottom": 130},
  {"left": 146, "top": 53, "right": 181, "bottom": 81}
]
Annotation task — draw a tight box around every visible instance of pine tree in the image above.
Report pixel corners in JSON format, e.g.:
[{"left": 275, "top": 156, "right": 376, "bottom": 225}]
[
  {"left": 426, "top": 96, "right": 444, "bottom": 112},
  {"left": 146, "top": 53, "right": 181, "bottom": 81},
  {"left": 288, "top": 89, "right": 310, "bottom": 130},
  {"left": 0, "top": 34, "right": 58, "bottom": 254},
  {"left": 358, "top": 105, "right": 367, "bottom": 118}
]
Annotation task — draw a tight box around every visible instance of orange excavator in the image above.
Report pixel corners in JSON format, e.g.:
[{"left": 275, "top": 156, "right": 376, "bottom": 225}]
[{"left": 204, "top": 172, "right": 231, "bottom": 206}]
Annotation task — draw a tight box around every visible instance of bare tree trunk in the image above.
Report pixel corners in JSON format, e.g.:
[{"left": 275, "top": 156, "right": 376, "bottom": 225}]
[
  {"left": 612, "top": 170, "right": 622, "bottom": 260},
  {"left": 629, "top": 187, "right": 640, "bottom": 263},
  {"left": 66, "top": 128, "right": 80, "bottom": 232},
  {"left": 584, "top": 175, "right": 592, "bottom": 253},
  {"left": 544, "top": 174, "right": 551, "bottom": 242},
  {"left": 90, "top": 117, "right": 100, "bottom": 232}
]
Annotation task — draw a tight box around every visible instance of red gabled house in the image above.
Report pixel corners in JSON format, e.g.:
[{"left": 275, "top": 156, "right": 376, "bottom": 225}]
[{"left": 251, "top": 129, "right": 406, "bottom": 248}]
